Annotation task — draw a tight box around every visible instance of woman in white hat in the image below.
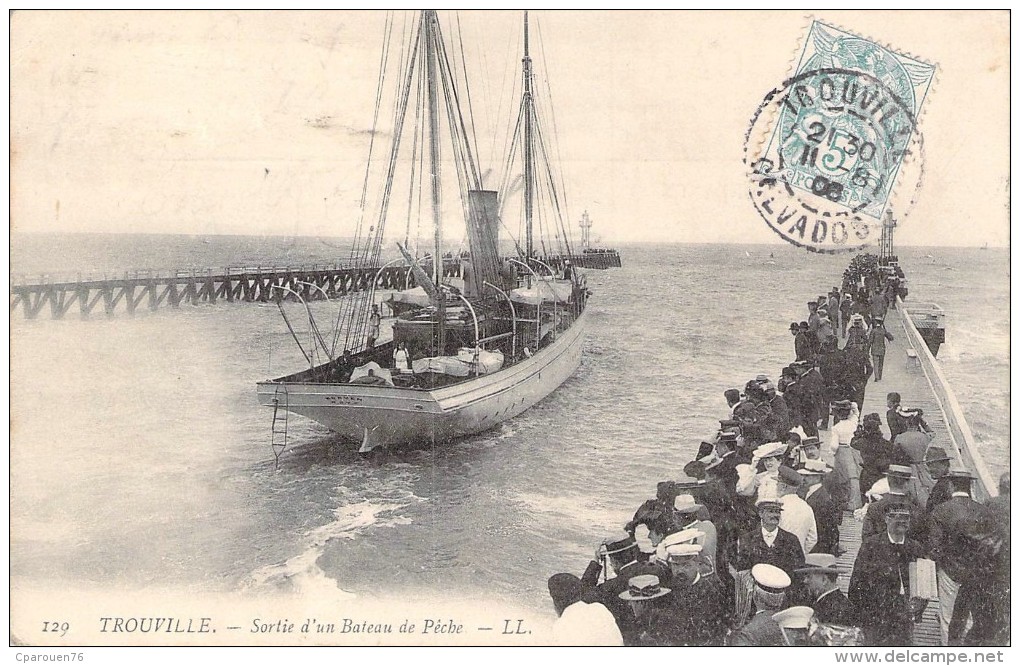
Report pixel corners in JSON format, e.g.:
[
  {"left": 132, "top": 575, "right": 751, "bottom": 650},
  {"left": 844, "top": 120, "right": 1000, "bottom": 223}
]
[{"left": 736, "top": 441, "right": 787, "bottom": 499}]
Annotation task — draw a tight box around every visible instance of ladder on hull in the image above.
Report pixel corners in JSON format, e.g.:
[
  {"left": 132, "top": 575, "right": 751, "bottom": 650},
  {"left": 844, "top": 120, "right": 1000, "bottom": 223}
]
[{"left": 270, "top": 384, "right": 290, "bottom": 468}]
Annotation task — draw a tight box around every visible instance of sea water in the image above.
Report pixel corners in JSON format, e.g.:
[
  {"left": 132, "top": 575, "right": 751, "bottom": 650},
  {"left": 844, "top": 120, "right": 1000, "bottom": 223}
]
[{"left": 9, "top": 235, "right": 1009, "bottom": 617}]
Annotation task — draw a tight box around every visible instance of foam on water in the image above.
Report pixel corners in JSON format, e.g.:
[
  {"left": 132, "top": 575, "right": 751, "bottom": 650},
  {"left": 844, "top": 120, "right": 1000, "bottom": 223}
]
[{"left": 9, "top": 236, "right": 1009, "bottom": 620}]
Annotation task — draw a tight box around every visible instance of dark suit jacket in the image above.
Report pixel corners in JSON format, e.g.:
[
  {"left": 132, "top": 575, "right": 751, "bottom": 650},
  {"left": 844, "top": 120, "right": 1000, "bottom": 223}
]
[
  {"left": 925, "top": 477, "right": 953, "bottom": 513},
  {"left": 928, "top": 497, "right": 995, "bottom": 583},
  {"left": 708, "top": 452, "right": 741, "bottom": 493},
  {"left": 805, "top": 486, "right": 841, "bottom": 555},
  {"left": 848, "top": 534, "right": 926, "bottom": 645},
  {"left": 581, "top": 558, "right": 671, "bottom": 644},
  {"left": 735, "top": 526, "right": 805, "bottom": 576},
  {"left": 665, "top": 575, "right": 728, "bottom": 646},
  {"left": 770, "top": 394, "right": 791, "bottom": 436},
  {"left": 887, "top": 408, "right": 908, "bottom": 442},
  {"left": 729, "top": 610, "right": 784, "bottom": 646},
  {"left": 813, "top": 588, "right": 856, "bottom": 626},
  {"left": 795, "top": 332, "right": 815, "bottom": 361}
]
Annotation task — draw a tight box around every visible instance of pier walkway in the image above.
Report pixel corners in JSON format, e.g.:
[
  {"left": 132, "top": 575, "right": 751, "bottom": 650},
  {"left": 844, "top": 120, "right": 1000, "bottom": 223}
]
[
  {"left": 9, "top": 250, "right": 621, "bottom": 320},
  {"left": 831, "top": 299, "right": 996, "bottom": 647}
]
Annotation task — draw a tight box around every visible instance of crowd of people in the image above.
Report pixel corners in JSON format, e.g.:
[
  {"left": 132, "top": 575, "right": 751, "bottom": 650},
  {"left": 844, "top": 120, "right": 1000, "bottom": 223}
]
[{"left": 547, "top": 263, "right": 1010, "bottom": 647}]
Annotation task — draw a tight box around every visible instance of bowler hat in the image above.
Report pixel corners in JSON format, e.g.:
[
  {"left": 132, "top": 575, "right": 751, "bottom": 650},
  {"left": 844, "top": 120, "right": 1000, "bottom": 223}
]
[{"left": 924, "top": 447, "right": 951, "bottom": 464}]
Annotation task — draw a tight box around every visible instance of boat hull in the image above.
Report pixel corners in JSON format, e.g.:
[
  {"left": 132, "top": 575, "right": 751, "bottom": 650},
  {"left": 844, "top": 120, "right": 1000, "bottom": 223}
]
[{"left": 256, "top": 308, "right": 588, "bottom": 450}]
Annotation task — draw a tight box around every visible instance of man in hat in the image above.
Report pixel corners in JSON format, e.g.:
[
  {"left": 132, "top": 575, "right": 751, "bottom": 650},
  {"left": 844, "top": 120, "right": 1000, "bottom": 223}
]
[
  {"left": 854, "top": 413, "right": 894, "bottom": 497},
  {"left": 923, "top": 446, "right": 954, "bottom": 512},
  {"left": 828, "top": 289, "right": 841, "bottom": 332},
  {"left": 724, "top": 388, "right": 742, "bottom": 417},
  {"left": 617, "top": 575, "right": 676, "bottom": 646},
  {"left": 774, "top": 606, "right": 816, "bottom": 646},
  {"left": 861, "top": 465, "right": 926, "bottom": 542},
  {"left": 760, "top": 377, "right": 791, "bottom": 436},
  {"left": 839, "top": 290, "right": 854, "bottom": 338},
  {"left": 843, "top": 338, "right": 874, "bottom": 410},
  {"left": 795, "top": 321, "right": 815, "bottom": 361},
  {"left": 662, "top": 543, "right": 728, "bottom": 646},
  {"left": 868, "top": 317, "right": 895, "bottom": 381},
  {"left": 730, "top": 564, "right": 791, "bottom": 646},
  {"left": 797, "top": 554, "right": 855, "bottom": 626},
  {"left": 807, "top": 301, "right": 822, "bottom": 339},
  {"left": 777, "top": 465, "right": 818, "bottom": 556},
  {"left": 673, "top": 495, "right": 717, "bottom": 571},
  {"left": 816, "top": 339, "right": 850, "bottom": 429},
  {"left": 736, "top": 498, "right": 805, "bottom": 577},
  {"left": 706, "top": 430, "right": 741, "bottom": 489},
  {"left": 795, "top": 359, "right": 826, "bottom": 432},
  {"left": 781, "top": 365, "right": 817, "bottom": 437},
  {"left": 927, "top": 470, "right": 996, "bottom": 646},
  {"left": 849, "top": 502, "right": 928, "bottom": 645},
  {"left": 799, "top": 461, "right": 841, "bottom": 556},
  {"left": 579, "top": 531, "right": 669, "bottom": 644}
]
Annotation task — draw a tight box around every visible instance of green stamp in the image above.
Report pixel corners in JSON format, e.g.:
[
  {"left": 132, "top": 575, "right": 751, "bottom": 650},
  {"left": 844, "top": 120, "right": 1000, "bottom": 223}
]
[{"left": 746, "top": 22, "right": 936, "bottom": 252}]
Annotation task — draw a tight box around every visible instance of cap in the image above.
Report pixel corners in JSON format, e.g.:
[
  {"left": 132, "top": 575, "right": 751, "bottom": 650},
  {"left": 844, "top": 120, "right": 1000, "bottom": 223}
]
[
  {"left": 673, "top": 494, "right": 704, "bottom": 514},
  {"left": 603, "top": 532, "right": 638, "bottom": 556},
  {"left": 665, "top": 543, "right": 703, "bottom": 561},
  {"left": 885, "top": 501, "right": 913, "bottom": 518},
  {"left": 778, "top": 465, "right": 803, "bottom": 486},
  {"left": 756, "top": 497, "right": 784, "bottom": 511},
  {"left": 751, "top": 563, "right": 791, "bottom": 592},
  {"left": 924, "top": 447, "right": 952, "bottom": 464},
  {"left": 794, "top": 553, "right": 839, "bottom": 576},
  {"left": 947, "top": 469, "right": 976, "bottom": 480},
  {"left": 832, "top": 400, "right": 853, "bottom": 411},
  {"left": 886, "top": 464, "right": 914, "bottom": 480},
  {"left": 618, "top": 575, "right": 671, "bottom": 601},
  {"left": 773, "top": 606, "right": 814, "bottom": 629}
]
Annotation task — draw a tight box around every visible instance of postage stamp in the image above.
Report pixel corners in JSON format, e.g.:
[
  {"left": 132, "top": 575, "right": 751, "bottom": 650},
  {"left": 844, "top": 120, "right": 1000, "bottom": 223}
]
[{"left": 746, "top": 21, "right": 936, "bottom": 253}]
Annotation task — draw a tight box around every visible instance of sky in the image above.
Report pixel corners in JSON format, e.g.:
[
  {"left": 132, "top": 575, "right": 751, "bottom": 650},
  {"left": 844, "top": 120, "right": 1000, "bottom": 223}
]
[{"left": 10, "top": 10, "right": 1010, "bottom": 247}]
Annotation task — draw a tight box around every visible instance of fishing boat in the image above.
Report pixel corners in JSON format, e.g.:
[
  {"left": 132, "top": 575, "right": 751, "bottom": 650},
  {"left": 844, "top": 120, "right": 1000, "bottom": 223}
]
[{"left": 257, "top": 11, "right": 592, "bottom": 455}]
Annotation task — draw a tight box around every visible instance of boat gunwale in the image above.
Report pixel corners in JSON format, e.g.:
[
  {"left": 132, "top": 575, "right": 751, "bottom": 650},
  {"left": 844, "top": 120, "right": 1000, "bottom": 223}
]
[{"left": 256, "top": 307, "right": 588, "bottom": 411}]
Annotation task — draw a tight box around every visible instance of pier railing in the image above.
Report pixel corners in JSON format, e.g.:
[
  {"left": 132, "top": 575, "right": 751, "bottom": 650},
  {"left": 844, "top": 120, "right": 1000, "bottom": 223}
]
[
  {"left": 10, "top": 251, "right": 621, "bottom": 320},
  {"left": 898, "top": 299, "right": 997, "bottom": 501}
]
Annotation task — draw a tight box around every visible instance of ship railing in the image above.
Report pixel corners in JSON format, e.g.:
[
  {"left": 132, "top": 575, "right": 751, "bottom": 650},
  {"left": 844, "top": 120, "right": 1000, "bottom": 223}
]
[{"left": 895, "top": 297, "right": 997, "bottom": 501}]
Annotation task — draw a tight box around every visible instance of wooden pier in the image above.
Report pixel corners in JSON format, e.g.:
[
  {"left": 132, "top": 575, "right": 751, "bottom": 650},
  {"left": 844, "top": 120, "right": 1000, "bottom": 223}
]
[
  {"left": 831, "top": 298, "right": 996, "bottom": 647},
  {"left": 9, "top": 252, "right": 621, "bottom": 320}
]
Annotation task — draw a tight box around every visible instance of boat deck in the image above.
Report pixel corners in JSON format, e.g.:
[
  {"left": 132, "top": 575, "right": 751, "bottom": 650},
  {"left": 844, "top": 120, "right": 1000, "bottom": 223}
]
[{"left": 829, "top": 302, "right": 972, "bottom": 647}]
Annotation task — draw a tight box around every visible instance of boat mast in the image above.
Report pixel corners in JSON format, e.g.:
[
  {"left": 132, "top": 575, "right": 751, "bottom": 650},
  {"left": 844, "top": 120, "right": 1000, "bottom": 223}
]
[
  {"left": 522, "top": 11, "right": 535, "bottom": 262},
  {"left": 424, "top": 10, "right": 446, "bottom": 354}
]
